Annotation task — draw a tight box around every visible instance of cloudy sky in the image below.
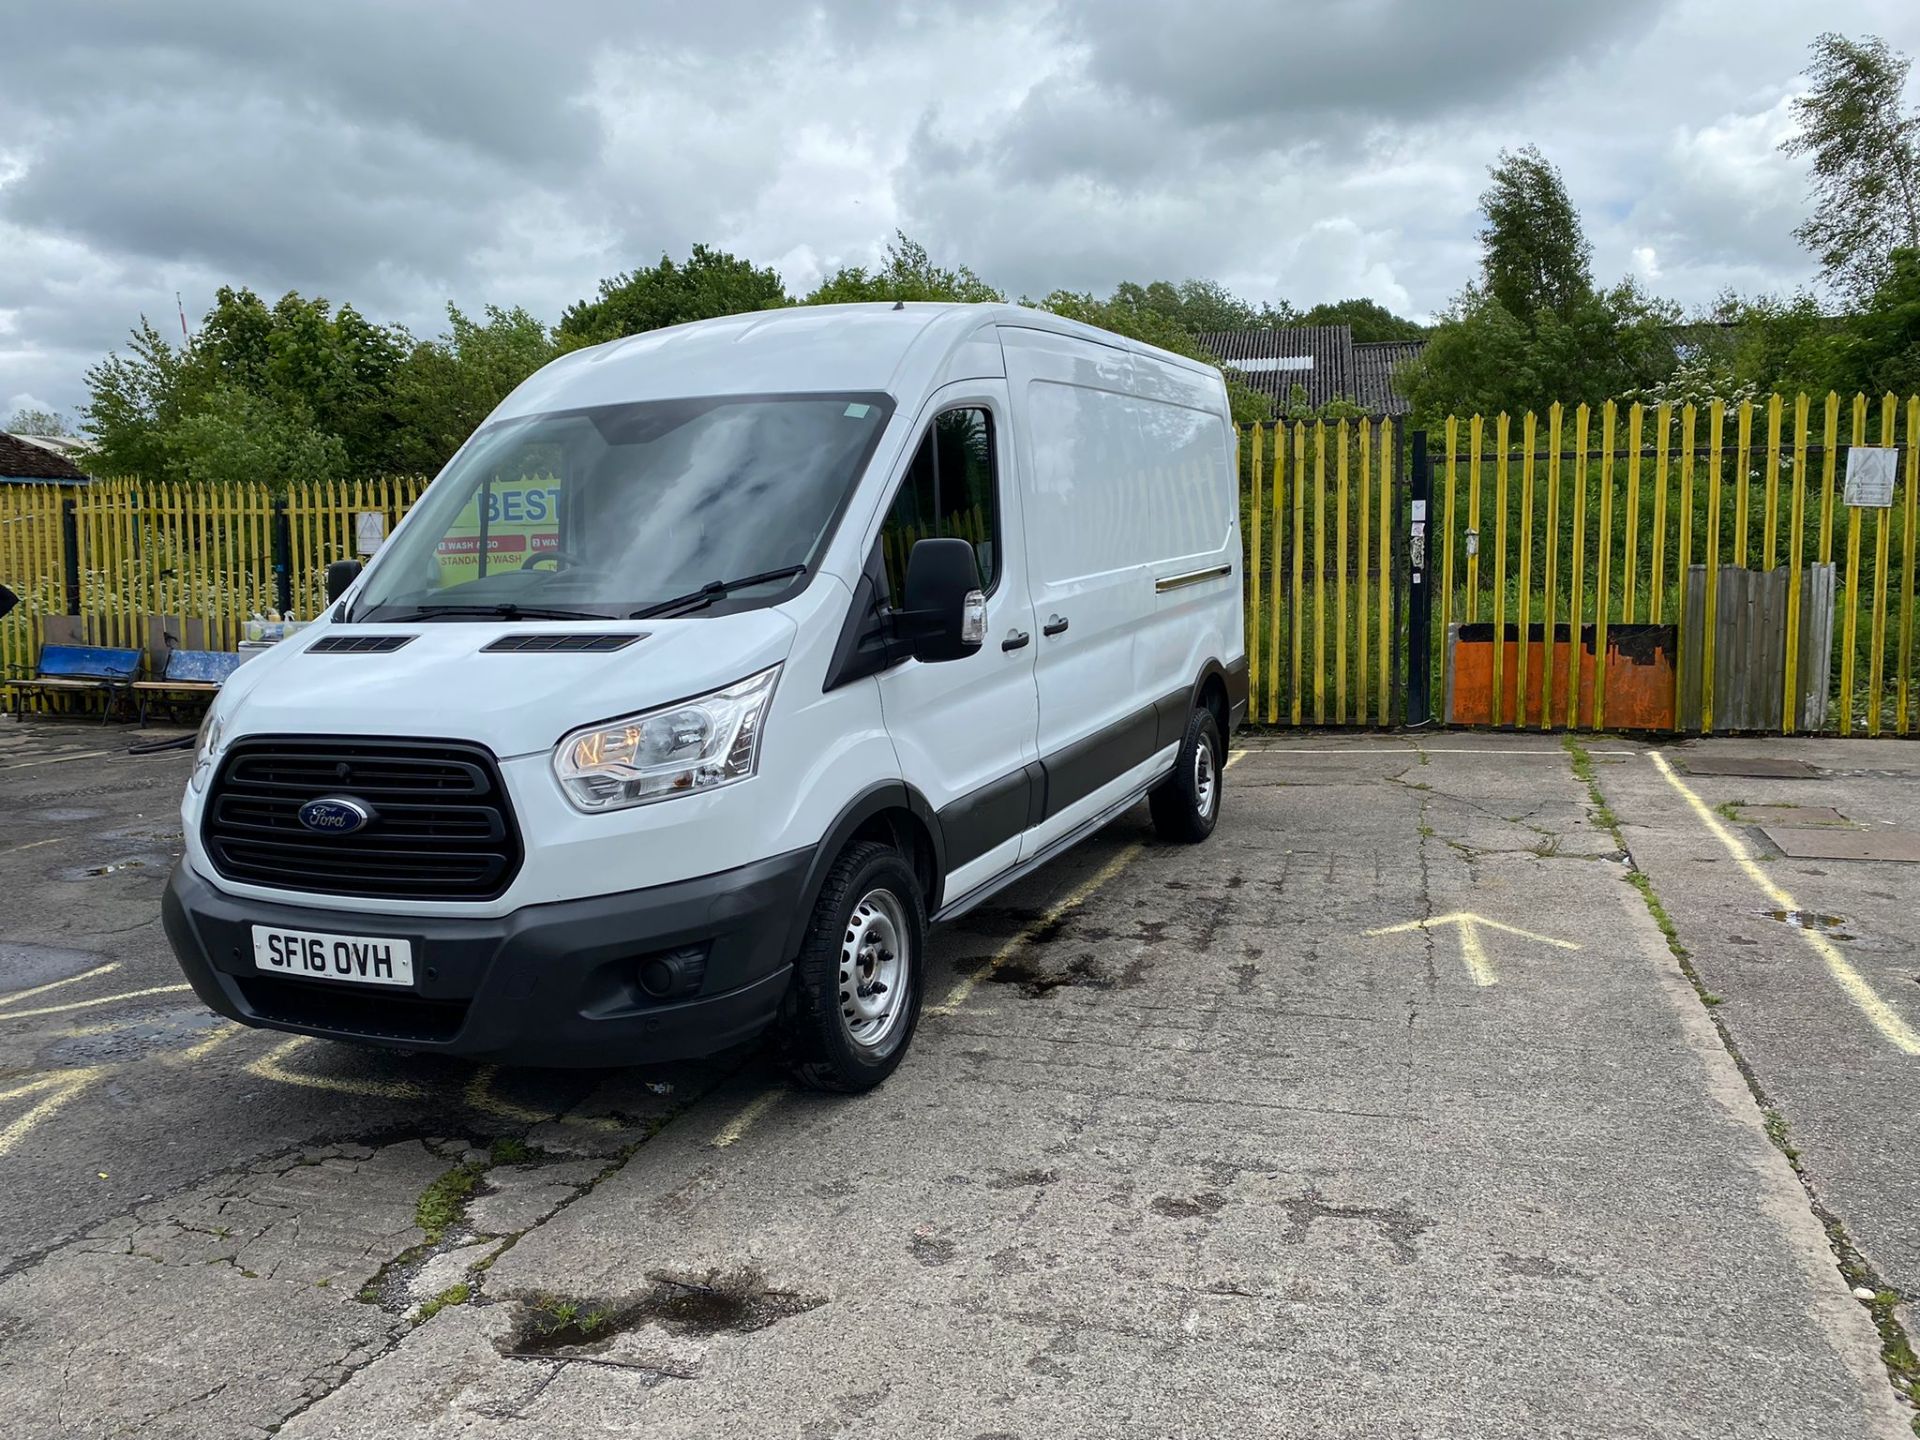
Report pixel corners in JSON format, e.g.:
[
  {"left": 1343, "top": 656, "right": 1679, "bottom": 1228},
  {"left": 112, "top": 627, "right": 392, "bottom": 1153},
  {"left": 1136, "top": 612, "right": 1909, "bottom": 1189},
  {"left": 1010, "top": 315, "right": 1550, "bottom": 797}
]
[{"left": 3, "top": 0, "right": 1919, "bottom": 425}]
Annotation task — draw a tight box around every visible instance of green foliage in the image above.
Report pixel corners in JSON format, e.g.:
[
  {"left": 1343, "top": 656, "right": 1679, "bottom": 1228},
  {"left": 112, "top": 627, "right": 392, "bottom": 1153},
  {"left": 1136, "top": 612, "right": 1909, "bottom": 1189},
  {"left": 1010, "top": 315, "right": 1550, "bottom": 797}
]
[
  {"left": 390, "top": 305, "right": 558, "bottom": 474},
  {"left": 804, "top": 232, "right": 1002, "bottom": 305},
  {"left": 1105, "top": 278, "right": 1292, "bottom": 336},
  {"left": 1826, "top": 247, "right": 1920, "bottom": 399},
  {"left": 163, "top": 384, "right": 348, "bottom": 488},
  {"left": 6, "top": 407, "right": 67, "bottom": 436},
  {"left": 83, "top": 287, "right": 411, "bottom": 487},
  {"left": 558, "top": 244, "right": 788, "bottom": 347},
  {"left": 1781, "top": 33, "right": 1920, "bottom": 300},
  {"left": 1404, "top": 279, "right": 1678, "bottom": 421},
  {"left": 1479, "top": 146, "right": 1593, "bottom": 322},
  {"left": 1295, "top": 298, "right": 1425, "bottom": 342}
]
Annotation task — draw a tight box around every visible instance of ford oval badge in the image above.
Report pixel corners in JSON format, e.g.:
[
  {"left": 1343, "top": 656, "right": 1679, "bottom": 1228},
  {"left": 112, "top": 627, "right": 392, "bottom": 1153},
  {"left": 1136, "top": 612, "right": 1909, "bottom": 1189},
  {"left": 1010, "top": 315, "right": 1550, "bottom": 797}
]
[{"left": 297, "top": 796, "right": 375, "bottom": 836}]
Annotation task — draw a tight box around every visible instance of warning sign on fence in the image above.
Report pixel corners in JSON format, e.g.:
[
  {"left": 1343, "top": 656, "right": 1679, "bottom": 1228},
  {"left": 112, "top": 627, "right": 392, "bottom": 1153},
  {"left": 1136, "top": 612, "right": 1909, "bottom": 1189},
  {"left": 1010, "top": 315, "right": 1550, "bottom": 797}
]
[{"left": 1844, "top": 447, "right": 1898, "bottom": 508}]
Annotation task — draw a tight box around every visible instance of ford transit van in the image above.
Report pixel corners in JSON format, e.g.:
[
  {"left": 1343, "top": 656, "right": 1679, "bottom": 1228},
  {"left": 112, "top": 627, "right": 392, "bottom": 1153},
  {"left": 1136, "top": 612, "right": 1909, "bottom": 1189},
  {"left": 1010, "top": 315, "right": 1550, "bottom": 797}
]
[{"left": 162, "top": 303, "right": 1247, "bottom": 1091}]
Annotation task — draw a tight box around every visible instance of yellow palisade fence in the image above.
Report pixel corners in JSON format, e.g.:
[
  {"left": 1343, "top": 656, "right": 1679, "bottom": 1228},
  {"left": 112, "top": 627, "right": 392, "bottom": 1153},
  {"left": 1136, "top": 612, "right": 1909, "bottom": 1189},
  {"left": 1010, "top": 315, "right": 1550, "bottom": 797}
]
[
  {"left": 1239, "top": 416, "right": 1400, "bottom": 727},
  {"left": 1429, "top": 391, "right": 1920, "bottom": 736},
  {"left": 2, "top": 478, "right": 427, "bottom": 705}
]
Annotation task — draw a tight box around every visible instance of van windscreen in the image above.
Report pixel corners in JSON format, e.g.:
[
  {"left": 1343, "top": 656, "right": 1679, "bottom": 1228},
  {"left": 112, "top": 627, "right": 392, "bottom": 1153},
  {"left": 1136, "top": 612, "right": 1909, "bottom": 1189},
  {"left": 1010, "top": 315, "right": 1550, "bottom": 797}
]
[{"left": 351, "top": 392, "right": 894, "bottom": 623}]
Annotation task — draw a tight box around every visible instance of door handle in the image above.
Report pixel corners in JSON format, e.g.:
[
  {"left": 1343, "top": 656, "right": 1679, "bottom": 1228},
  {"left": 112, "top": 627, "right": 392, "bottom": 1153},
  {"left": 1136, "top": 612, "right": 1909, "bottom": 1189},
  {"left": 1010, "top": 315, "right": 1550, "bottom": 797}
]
[
  {"left": 1043, "top": 614, "right": 1070, "bottom": 636},
  {"left": 1001, "top": 629, "right": 1030, "bottom": 652}
]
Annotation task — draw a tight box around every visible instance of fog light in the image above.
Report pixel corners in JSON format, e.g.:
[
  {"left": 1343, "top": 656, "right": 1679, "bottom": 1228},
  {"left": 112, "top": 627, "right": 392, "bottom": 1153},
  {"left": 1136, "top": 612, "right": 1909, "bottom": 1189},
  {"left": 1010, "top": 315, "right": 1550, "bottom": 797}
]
[{"left": 637, "top": 946, "right": 707, "bottom": 1001}]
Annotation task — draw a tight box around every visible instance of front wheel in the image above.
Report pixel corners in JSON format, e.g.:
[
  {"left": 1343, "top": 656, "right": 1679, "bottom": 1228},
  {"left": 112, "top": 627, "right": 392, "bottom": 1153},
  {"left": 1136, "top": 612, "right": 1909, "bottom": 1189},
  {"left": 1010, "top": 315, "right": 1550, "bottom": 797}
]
[
  {"left": 779, "top": 841, "right": 926, "bottom": 1092},
  {"left": 1149, "top": 707, "right": 1223, "bottom": 843}
]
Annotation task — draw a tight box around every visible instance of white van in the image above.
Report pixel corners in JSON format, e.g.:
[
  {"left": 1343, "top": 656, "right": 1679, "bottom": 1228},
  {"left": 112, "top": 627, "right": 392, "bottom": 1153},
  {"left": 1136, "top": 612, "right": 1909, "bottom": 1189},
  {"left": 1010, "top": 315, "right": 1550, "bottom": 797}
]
[{"left": 163, "top": 303, "right": 1247, "bottom": 1091}]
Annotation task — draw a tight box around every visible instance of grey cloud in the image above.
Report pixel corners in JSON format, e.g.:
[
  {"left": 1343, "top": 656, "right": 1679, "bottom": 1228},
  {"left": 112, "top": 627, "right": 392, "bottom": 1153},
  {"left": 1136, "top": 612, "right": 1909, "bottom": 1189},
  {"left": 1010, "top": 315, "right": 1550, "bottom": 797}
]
[{"left": 1059, "top": 0, "right": 1665, "bottom": 128}]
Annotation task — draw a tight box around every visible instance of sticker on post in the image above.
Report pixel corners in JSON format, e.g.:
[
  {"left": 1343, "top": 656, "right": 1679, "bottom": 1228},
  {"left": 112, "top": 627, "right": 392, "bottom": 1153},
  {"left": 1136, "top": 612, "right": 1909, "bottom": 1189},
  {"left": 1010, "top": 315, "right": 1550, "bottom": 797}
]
[{"left": 1844, "top": 447, "right": 1898, "bottom": 509}]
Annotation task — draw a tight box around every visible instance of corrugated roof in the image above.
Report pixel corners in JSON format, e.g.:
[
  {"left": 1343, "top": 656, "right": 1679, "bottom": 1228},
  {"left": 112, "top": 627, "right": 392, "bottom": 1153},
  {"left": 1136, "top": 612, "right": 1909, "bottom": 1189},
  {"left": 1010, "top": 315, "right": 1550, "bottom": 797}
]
[
  {"left": 1195, "top": 327, "right": 1426, "bottom": 416},
  {"left": 1196, "top": 326, "right": 1352, "bottom": 410},
  {"left": 1352, "top": 340, "right": 1425, "bottom": 417},
  {"left": 0, "top": 432, "right": 91, "bottom": 484}
]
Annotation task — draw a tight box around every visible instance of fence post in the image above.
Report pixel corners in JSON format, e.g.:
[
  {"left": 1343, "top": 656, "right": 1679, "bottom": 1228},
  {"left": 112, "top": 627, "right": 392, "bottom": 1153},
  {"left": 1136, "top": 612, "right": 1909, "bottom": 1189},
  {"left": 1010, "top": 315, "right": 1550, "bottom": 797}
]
[
  {"left": 60, "top": 497, "right": 81, "bottom": 616},
  {"left": 271, "top": 499, "right": 293, "bottom": 616},
  {"left": 1408, "top": 431, "right": 1432, "bottom": 726}
]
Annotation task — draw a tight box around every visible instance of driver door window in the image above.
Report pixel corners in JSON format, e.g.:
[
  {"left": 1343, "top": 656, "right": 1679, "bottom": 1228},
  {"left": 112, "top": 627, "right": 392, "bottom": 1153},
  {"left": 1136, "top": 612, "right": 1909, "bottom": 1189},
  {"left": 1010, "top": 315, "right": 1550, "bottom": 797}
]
[{"left": 879, "top": 408, "right": 997, "bottom": 599}]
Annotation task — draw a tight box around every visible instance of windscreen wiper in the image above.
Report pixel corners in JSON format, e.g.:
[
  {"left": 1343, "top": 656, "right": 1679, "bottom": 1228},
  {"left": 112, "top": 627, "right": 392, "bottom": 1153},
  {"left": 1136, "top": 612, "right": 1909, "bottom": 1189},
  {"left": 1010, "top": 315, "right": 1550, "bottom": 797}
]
[
  {"left": 628, "top": 565, "right": 807, "bottom": 619},
  {"left": 377, "top": 603, "right": 613, "bottom": 623}
]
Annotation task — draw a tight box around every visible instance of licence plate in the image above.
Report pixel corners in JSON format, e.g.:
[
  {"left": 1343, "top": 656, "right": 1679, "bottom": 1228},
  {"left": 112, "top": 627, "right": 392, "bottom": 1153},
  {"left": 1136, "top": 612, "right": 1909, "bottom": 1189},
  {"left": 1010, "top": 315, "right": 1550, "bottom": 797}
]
[{"left": 251, "top": 925, "right": 415, "bottom": 988}]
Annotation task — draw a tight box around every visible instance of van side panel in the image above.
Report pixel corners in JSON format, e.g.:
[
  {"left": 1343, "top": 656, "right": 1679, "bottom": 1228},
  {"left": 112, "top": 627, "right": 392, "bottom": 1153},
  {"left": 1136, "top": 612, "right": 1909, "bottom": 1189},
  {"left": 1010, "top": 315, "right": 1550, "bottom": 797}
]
[{"left": 1001, "top": 327, "right": 1243, "bottom": 856}]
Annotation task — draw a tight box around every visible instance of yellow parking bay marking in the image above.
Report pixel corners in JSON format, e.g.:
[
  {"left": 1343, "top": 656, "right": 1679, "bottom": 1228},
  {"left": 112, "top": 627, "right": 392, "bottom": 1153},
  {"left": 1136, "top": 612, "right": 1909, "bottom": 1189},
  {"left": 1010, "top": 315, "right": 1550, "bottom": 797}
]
[
  {"left": 246, "top": 1035, "right": 428, "bottom": 1100},
  {"left": 1, "top": 836, "right": 66, "bottom": 856},
  {"left": 0, "top": 984, "right": 191, "bottom": 1022},
  {"left": 710, "top": 1089, "right": 782, "bottom": 1149},
  {"left": 0, "top": 962, "right": 121, "bottom": 1009},
  {"left": 930, "top": 842, "right": 1146, "bottom": 1016},
  {"left": 0, "top": 1069, "right": 102, "bottom": 1159},
  {"left": 0, "top": 749, "right": 110, "bottom": 772},
  {"left": 1366, "top": 913, "right": 1580, "bottom": 987},
  {"left": 1650, "top": 751, "right": 1920, "bottom": 1055}
]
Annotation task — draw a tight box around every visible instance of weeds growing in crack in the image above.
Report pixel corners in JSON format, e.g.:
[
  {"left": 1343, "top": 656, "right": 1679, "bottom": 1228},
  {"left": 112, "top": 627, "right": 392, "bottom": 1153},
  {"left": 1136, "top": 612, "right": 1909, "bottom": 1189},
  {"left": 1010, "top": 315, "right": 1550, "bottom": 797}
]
[
  {"left": 416, "top": 1282, "right": 472, "bottom": 1323},
  {"left": 416, "top": 1162, "right": 485, "bottom": 1244},
  {"left": 1564, "top": 734, "right": 1920, "bottom": 1435}
]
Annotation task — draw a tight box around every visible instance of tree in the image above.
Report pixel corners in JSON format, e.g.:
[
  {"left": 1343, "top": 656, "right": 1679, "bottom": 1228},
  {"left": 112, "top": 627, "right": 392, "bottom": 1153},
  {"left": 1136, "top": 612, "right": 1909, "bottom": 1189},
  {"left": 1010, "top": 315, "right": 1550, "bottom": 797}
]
[
  {"left": 558, "top": 245, "right": 788, "bottom": 347},
  {"left": 1295, "top": 298, "right": 1425, "bottom": 343},
  {"left": 391, "top": 305, "right": 558, "bottom": 473},
  {"left": 1781, "top": 34, "right": 1920, "bottom": 300},
  {"left": 6, "top": 407, "right": 67, "bottom": 436},
  {"left": 804, "top": 233, "right": 1003, "bottom": 305},
  {"left": 1479, "top": 146, "right": 1593, "bottom": 322},
  {"left": 162, "top": 384, "right": 348, "bottom": 490},
  {"left": 1826, "top": 247, "right": 1920, "bottom": 398}
]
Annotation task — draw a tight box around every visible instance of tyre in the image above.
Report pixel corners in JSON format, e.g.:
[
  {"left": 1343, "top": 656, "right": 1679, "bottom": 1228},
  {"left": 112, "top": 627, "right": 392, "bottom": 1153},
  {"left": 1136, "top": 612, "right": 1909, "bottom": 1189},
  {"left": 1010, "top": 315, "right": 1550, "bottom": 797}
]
[
  {"left": 1149, "top": 706, "right": 1223, "bottom": 843},
  {"left": 780, "top": 841, "right": 927, "bottom": 1092}
]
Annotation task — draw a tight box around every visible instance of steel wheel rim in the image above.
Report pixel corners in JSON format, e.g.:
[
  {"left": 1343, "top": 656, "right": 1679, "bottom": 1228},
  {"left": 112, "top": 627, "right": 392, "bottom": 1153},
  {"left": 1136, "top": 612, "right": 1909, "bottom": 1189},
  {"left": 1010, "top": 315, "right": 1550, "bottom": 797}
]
[
  {"left": 1194, "top": 735, "right": 1218, "bottom": 819},
  {"left": 839, "top": 888, "right": 911, "bottom": 1055}
]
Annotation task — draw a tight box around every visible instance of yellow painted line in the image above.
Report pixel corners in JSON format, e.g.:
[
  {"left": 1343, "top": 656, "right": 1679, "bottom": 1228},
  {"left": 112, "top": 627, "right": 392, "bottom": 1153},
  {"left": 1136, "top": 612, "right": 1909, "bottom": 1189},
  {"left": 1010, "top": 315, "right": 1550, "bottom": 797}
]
[
  {"left": 1366, "top": 912, "right": 1579, "bottom": 987},
  {"left": 246, "top": 1035, "right": 428, "bottom": 1100},
  {"left": 0, "top": 750, "right": 110, "bottom": 772},
  {"left": 710, "top": 1089, "right": 782, "bottom": 1149},
  {"left": 930, "top": 842, "right": 1147, "bottom": 1016},
  {"left": 172, "top": 1021, "right": 245, "bottom": 1063},
  {"left": 0, "top": 1068, "right": 102, "bottom": 1159},
  {"left": 1649, "top": 751, "right": 1920, "bottom": 1055},
  {"left": 0, "top": 836, "right": 66, "bottom": 856},
  {"left": 0, "top": 983, "right": 190, "bottom": 1022},
  {"left": 0, "top": 962, "right": 120, "bottom": 1009}
]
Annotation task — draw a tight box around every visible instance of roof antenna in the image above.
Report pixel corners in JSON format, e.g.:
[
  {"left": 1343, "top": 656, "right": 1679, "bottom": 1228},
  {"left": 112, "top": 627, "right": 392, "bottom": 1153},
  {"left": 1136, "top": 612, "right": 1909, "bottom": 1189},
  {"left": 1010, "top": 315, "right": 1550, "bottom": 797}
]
[{"left": 892, "top": 299, "right": 905, "bottom": 311}]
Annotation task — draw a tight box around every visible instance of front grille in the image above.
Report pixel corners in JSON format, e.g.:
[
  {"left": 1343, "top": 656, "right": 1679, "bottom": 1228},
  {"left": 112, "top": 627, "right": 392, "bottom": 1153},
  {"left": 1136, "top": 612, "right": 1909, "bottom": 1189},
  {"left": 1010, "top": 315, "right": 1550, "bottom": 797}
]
[
  {"left": 204, "top": 737, "right": 522, "bottom": 901},
  {"left": 482, "top": 633, "right": 642, "bottom": 653},
  {"left": 235, "top": 974, "right": 468, "bottom": 1043},
  {"left": 307, "top": 634, "right": 416, "bottom": 654}
]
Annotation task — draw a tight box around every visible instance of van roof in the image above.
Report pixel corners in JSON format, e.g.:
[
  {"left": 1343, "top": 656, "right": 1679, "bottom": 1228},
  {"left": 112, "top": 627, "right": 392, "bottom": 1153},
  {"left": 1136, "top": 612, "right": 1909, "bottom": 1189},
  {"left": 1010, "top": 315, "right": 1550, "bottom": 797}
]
[{"left": 494, "top": 302, "right": 1220, "bottom": 420}]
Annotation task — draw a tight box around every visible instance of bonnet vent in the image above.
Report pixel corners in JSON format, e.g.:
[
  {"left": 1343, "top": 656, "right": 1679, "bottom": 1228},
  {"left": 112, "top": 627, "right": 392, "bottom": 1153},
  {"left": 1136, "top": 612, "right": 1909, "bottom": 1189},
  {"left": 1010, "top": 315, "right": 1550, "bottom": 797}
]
[
  {"left": 481, "top": 633, "right": 644, "bottom": 654},
  {"left": 306, "top": 634, "right": 416, "bottom": 654}
]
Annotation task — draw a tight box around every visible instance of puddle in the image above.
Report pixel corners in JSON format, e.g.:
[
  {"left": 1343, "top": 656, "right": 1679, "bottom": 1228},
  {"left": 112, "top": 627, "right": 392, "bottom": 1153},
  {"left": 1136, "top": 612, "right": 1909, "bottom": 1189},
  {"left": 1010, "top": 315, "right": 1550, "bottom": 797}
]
[
  {"left": 46, "top": 1008, "right": 226, "bottom": 1064},
  {"left": 1765, "top": 909, "right": 1856, "bottom": 940},
  {"left": 0, "top": 942, "right": 107, "bottom": 988},
  {"left": 52, "top": 852, "right": 173, "bottom": 882},
  {"left": 28, "top": 807, "right": 105, "bottom": 823},
  {"left": 512, "top": 1267, "right": 822, "bottom": 1353}
]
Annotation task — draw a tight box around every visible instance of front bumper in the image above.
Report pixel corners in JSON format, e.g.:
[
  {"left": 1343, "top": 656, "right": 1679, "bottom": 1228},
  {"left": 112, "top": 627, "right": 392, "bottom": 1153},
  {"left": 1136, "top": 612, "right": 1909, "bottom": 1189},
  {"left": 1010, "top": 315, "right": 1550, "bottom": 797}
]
[{"left": 161, "top": 849, "right": 811, "bottom": 1068}]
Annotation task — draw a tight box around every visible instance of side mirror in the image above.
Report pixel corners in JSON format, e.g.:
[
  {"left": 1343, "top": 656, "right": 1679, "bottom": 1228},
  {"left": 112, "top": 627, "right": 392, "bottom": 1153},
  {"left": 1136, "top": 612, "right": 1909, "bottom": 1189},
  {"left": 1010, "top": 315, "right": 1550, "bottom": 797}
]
[
  {"left": 325, "top": 558, "right": 363, "bottom": 602},
  {"left": 900, "top": 538, "right": 986, "bottom": 663}
]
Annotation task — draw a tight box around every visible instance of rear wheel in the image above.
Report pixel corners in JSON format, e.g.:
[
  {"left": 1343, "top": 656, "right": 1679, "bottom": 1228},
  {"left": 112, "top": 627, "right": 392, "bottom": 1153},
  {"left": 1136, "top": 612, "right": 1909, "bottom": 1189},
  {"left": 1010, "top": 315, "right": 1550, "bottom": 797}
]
[
  {"left": 780, "top": 841, "right": 926, "bottom": 1092},
  {"left": 1149, "top": 706, "right": 1223, "bottom": 843}
]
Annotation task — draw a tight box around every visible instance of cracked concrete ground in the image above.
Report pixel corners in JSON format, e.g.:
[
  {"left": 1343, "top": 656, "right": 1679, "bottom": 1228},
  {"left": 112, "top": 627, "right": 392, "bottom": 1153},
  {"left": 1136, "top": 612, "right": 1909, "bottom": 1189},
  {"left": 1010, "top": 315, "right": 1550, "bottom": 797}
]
[{"left": 1, "top": 716, "right": 1916, "bottom": 1437}]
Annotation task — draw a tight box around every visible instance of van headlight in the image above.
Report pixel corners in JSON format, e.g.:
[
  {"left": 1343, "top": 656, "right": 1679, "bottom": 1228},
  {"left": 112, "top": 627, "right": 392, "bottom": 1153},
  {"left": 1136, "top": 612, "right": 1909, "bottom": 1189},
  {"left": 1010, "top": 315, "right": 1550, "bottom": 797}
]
[
  {"left": 552, "top": 665, "right": 779, "bottom": 812},
  {"left": 189, "top": 706, "right": 227, "bottom": 793}
]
